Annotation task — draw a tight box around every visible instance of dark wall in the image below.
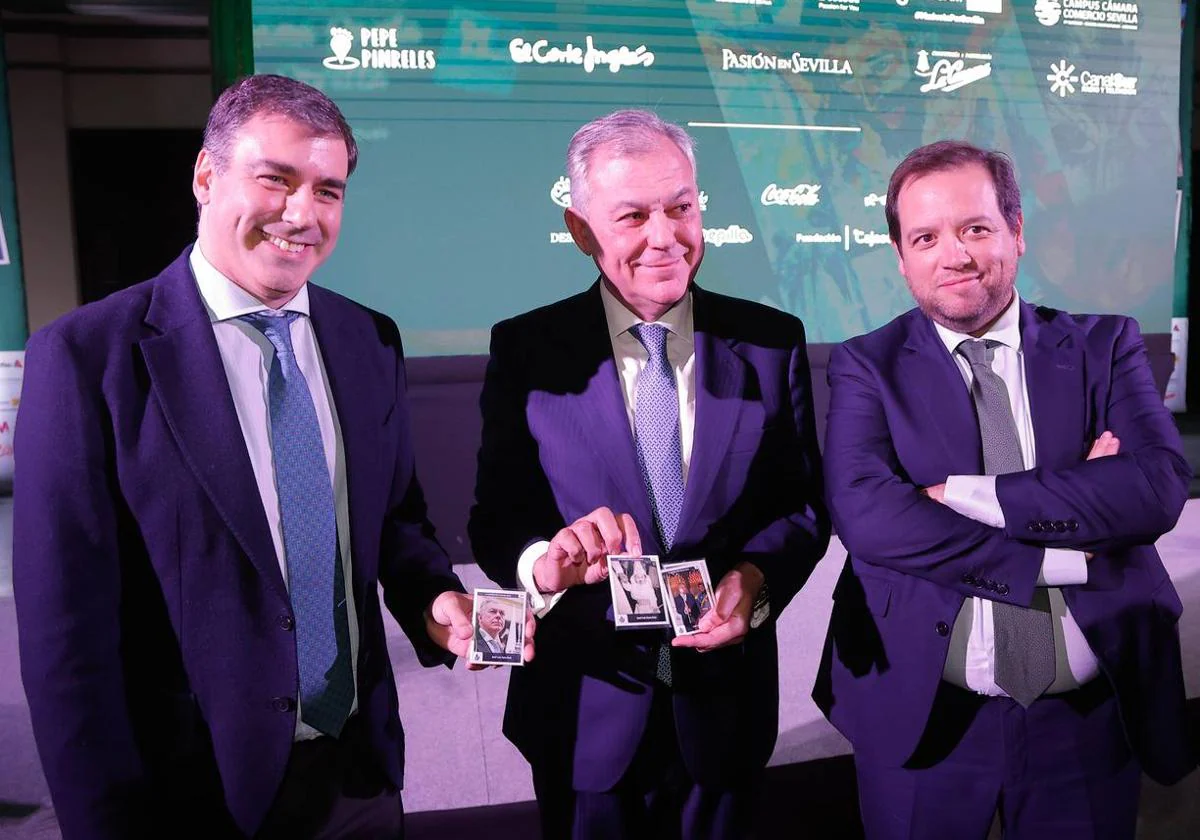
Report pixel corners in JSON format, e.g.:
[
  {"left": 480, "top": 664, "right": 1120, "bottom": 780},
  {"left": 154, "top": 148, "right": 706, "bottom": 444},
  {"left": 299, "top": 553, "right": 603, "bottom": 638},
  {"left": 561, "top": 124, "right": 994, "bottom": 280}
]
[{"left": 408, "top": 336, "right": 1174, "bottom": 566}]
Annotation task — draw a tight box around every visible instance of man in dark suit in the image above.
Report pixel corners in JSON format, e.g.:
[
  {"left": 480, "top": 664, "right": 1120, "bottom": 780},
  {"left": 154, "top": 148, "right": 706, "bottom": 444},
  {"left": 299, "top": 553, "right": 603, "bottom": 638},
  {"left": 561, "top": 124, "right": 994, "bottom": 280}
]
[
  {"left": 469, "top": 109, "right": 829, "bottom": 839},
  {"left": 816, "top": 140, "right": 1195, "bottom": 839},
  {"left": 12, "top": 75, "right": 528, "bottom": 840}
]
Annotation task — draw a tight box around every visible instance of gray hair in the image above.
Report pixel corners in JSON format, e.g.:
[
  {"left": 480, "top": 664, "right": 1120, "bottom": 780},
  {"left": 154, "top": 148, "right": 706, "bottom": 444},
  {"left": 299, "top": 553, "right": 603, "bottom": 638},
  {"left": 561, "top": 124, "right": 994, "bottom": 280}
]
[{"left": 566, "top": 109, "right": 697, "bottom": 215}]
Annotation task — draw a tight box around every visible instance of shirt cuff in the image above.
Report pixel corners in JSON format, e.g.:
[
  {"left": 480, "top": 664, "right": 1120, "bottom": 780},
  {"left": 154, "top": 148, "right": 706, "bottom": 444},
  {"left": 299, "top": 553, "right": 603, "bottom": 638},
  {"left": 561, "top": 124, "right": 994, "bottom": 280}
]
[
  {"left": 1038, "top": 548, "right": 1089, "bottom": 586},
  {"left": 942, "top": 475, "right": 1005, "bottom": 528},
  {"left": 516, "top": 540, "right": 565, "bottom": 618}
]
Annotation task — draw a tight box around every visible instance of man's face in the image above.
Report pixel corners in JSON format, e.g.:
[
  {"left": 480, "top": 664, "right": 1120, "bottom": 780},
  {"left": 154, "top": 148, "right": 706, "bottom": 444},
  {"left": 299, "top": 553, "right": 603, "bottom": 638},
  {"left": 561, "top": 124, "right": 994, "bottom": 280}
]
[
  {"left": 893, "top": 163, "right": 1024, "bottom": 335},
  {"left": 480, "top": 603, "right": 506, "bottom": 635},
  {"left": 565, "top": 135, "right": 703, "bottom": 322},
  {"left": 193, "top": 113, "right": 349, "bottom": 307}
]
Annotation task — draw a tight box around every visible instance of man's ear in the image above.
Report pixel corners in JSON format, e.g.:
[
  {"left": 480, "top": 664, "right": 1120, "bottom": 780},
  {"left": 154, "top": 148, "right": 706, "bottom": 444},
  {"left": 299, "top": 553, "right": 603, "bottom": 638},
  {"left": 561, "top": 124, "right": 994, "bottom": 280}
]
[
  {"left": 193, "top": 148, "right": 215, "bottom": 206},
  {"left": 564, "top": 207, "right": 596, "bottom": 256}
]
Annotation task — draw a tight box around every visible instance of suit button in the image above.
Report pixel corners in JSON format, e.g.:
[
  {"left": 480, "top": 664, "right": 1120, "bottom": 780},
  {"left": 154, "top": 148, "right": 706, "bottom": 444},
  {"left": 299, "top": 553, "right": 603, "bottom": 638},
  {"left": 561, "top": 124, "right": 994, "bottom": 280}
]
[
  {"left": 1067, "top": 520, "right": 1079, "bottom": 532},
  {"left": 1053, "top": 520, "right": 1068, "bottom": 533},
  {"left": 935, "top": 621, "right": 950, "bottom": 637},
  {"left": 997, "top": 584, "right": 1010, "bottom": 596},
  {"left": 279, "top": 615, "right": 295, "bottom": 631},
  {"left": 271, "top": 697, "right": 295, "bottom": 713},
  {"left": 1028, "top": 522, "right": 1043, "bottom": 533}
]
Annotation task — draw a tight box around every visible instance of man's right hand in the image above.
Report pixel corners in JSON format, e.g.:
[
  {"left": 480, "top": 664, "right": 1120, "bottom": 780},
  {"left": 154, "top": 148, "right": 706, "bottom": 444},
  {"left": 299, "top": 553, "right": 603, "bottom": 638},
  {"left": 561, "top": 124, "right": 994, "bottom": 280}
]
[{"left": 532, "top": 506, "right": 641, "bottom": 592}]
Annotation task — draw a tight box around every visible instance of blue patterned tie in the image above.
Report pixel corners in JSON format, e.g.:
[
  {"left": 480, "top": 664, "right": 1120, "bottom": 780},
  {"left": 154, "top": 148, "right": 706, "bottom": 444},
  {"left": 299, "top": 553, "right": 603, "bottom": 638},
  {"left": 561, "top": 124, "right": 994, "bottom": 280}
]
[
  {"left": 630, "top": 323, "right": 684, "bottom": 685},
  {"left": 241, "top": 311, "right": 353, "bottom": 736}
]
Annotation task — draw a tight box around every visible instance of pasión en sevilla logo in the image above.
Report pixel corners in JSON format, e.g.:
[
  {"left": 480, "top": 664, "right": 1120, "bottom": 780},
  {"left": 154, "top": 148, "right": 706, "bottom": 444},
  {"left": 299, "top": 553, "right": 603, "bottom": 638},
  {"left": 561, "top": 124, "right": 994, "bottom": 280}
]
[
  {"left": 721, "top": 49, "right": 853, "bottom": 76},
  {"left": 323, "top": 26, "right": 436, "bottom": 70},
  {"left": 1036, "top": 0, "right": 1139, "bottom": 31},
  {"left": 1047, "top": 59, "right": 1137, "bottom": 98},
  {"left": 915, "top": 49, "right": 992, "bottom": 93}
]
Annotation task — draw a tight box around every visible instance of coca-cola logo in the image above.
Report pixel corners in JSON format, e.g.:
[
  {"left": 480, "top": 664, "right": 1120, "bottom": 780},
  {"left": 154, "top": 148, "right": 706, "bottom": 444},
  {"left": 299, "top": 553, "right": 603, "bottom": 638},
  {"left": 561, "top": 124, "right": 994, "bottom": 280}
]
[{"left": 760, "top": 183, "right": 821, "bottom": 207}]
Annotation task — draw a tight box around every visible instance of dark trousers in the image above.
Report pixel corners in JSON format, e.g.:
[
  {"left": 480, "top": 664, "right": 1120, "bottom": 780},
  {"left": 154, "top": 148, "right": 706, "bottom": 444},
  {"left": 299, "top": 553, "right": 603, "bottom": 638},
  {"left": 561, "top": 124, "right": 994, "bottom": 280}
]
[
  {"left": 532, "top": 689, "right": 757, "bottom": 840},
  {"left": 256, "top": 716, "right": 404, "bottom": 840},
  {"left": 854, "top": 679, "right": 1140, "bottom": 840}
]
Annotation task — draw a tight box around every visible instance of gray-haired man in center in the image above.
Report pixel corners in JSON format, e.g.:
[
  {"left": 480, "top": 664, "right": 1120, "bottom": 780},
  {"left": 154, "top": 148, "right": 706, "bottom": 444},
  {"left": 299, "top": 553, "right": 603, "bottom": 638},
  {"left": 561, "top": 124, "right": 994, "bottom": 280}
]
[{"left": 469, "top": 109, "right": 830, "bottom": 838}]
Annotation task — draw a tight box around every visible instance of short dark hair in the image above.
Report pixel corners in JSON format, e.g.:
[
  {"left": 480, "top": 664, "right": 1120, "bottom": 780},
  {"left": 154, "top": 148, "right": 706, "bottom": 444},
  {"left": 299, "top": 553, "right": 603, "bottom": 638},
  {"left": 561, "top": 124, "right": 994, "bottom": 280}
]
[
  {"left": 203, "top": 74, "right": 358, "bottom": 176},
  {"left": 885, "top": 140, "right": 1021, "bottom": 249}
]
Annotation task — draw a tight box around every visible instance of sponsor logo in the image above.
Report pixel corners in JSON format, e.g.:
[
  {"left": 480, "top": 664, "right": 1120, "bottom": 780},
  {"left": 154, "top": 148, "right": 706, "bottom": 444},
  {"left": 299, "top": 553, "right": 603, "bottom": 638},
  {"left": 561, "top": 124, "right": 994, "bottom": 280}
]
[
  {"left": 551, "top": 178, "right": 708, "bottom": 212},
  {"left": 550, "top": 232, "right": 574, "bottom": 244},
  {"left": 818, "top": 0, "right": 860, "bottom": 10},
  {"left": 1047, "top": 59, "right": 1137, "bottom": 98},
  {"left": 863, "top": 193, "right": 887, "bottom": 208},
  {"left": 1035, "top": 0, "right": 1139, "bottom": 31},
  {"left": 915, "top": 49, "right": 992, "bottom": 93},
  {"left": 323, "top": 26, "right": 436, "bottom": 71},
  {"left": 795, "top": 227, "right": 891, "bottom": 250},
  {"left": 905, "top": 0, "right": 1001, "bottom": 25},
  {"left": 721, "top": 49, "right": 853, "bottom": 76},
  {"left": 761, "top": 183, "right": 821, "bottom": 207},
  {"left": 509, "top": 35, "right": 654, "bottom": 74},
  {"left": 550, "top": 176, "right": 571, "bottom": 209},
  {"left": 704, "top": 225, "right": 754, "bottom": 247},
  {"left": 715, "top": 0, "right": 773, "bottom": 5}
]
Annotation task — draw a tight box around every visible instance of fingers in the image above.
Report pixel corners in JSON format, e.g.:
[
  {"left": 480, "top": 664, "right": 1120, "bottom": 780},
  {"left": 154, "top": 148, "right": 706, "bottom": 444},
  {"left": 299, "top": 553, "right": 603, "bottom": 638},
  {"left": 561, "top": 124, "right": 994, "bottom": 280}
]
[
  {"left": 589, "top": 507, "right": 628, "bottom": 555},
  {"left": 672, "top": 618, "right": 746, "bottom": 652},
  {"left": 618, "top": 513, "right": 642, "bottom": 555},
  {"left": 1086, "top": 431, "right": 1120, "bottom": 460}
]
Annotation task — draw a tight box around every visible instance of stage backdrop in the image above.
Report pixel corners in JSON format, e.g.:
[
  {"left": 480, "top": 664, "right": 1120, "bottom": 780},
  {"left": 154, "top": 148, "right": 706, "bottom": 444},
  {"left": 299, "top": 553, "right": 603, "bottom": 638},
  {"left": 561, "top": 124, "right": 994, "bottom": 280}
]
[{"left": 250, "top": 0, "right": 1178, "bottom": 357}]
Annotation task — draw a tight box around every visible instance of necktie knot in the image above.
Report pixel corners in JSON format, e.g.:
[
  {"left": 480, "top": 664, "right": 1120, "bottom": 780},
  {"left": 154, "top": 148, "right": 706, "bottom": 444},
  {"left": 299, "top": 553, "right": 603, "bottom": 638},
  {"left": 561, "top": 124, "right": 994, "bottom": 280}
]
[
  {"left": 630, "top": 323, "right": 670, "bottom": 362},
  {"left": 957, "top": 338, "right": 997, "bottom": 368},
  {"left": 240, "top": 311, "right": 300, "bottom": 357}
]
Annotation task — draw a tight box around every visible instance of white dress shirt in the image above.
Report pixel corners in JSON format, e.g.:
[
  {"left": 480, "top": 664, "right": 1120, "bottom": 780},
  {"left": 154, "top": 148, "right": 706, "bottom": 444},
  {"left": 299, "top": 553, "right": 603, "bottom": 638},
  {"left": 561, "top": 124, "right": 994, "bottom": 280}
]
[
  {"left": 190, "top": 244, "right": 359, "bottom": 740},
  {"left": 937, "top": 294, "right": 1100, "bottom": 695},
  {"left": 517, "top": 282, "right": 697, "bottom": 615}
]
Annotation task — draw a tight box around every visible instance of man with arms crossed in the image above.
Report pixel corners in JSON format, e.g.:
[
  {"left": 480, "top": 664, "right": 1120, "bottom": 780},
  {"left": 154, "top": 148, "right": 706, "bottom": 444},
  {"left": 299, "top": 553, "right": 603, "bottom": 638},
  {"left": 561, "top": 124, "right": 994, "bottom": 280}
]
[
  {"left": 13, "top": 74, "right": 531, "bottom": 839},
  {"left": 817, "top": 139, "right": 1195, "bottom": 839},
  {"left": 469, "top": 109, "right": 829, "bottom": 839}
]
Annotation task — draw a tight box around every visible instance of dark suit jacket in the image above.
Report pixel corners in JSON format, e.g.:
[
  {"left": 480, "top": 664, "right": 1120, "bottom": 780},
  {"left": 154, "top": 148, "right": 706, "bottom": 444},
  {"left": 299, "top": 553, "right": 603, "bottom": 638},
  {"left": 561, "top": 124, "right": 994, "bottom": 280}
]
[
  {"left": 468, "top": 282, "right": 830, "bottom": 791},
  {"left": 816, "top": 302, "right": 1195, "bottom": 785},
  {"left": 12, "top": 247, "right": 464, "bottom": 838}
]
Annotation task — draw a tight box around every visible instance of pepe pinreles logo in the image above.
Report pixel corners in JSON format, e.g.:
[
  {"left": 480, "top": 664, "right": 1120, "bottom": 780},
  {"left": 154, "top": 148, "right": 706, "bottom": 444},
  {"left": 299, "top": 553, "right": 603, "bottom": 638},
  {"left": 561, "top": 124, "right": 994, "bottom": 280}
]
[{"left": 323, "top": 25, "right": 436, "bottom": 71}]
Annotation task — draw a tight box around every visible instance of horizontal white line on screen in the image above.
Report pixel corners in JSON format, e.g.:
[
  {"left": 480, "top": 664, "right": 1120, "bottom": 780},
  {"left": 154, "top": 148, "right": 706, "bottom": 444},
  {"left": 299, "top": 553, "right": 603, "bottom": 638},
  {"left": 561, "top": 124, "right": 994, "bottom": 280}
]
[{"left": 687, "top": 121, "right": 861, "bottom": 133}]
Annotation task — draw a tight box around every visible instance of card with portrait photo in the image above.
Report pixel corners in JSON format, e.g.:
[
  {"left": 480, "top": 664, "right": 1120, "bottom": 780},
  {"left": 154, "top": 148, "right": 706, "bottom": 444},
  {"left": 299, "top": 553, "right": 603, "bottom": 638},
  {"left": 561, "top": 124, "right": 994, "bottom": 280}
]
[
  {"left": 469, "top": 588, "right": 526, "bottom": 666},
  {"left": 607, "top": 554, "right": 671, "bottom": 629},
  {"left": 662, "top": 559, "right": 716, "bottom": 637}
]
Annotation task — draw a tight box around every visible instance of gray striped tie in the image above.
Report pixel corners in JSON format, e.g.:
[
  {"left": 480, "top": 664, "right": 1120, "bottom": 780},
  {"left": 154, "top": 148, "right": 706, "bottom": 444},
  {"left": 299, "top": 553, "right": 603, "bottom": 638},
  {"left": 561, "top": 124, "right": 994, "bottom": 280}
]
[{"left": 957, "top": 339, "right": 1055, "bottom": 707}]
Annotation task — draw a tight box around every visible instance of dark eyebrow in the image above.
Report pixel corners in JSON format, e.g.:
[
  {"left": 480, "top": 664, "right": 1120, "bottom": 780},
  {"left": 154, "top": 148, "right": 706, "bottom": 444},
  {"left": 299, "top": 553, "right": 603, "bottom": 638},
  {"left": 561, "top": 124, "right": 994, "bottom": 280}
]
[{"left": 255, "top": 159, "right": 347, "bottom": 192}]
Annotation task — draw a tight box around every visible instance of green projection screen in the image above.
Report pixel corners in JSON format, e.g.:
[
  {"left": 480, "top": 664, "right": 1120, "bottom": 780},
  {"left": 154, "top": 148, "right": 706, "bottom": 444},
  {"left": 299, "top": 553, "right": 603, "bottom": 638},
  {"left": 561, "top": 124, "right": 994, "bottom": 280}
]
[{"left": 251, "top": 1, "right": 1178, "bottom": 355}]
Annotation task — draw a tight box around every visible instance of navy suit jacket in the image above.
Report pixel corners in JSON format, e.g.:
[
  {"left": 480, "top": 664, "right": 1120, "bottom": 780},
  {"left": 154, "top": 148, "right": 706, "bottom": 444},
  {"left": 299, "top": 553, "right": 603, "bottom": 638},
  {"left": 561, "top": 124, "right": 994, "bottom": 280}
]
[
  {"left": 468, "top": 282, "right": 830, "bottom": 791},
  {"left": 12, "top": 248, "right": 464, "bottom": 838},
  {"left": 815, "top": 302, "right": 1195, "bottom": 785}
]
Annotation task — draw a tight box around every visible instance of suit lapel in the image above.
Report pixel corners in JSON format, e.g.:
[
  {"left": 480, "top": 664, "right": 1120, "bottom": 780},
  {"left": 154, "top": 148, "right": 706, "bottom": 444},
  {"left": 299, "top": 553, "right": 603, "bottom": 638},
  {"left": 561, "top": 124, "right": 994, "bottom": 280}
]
[
  {"left": 1020, "top": 302, "right": 1084, "bottom": 472},
  {"left": 139, "top": 251, "right": 284, "bottom": 599},
  {"left": 308, "top": 286, "right": 393, "bottom": 610},
  {"left": 564, "top": 286, "right": 657, "bottom": 541},
  {"left": 899, "top": 312, "right": 983, "bottom": 475},
  {"left": 677, "top": 295, "right": 744, "bottom": 544}
]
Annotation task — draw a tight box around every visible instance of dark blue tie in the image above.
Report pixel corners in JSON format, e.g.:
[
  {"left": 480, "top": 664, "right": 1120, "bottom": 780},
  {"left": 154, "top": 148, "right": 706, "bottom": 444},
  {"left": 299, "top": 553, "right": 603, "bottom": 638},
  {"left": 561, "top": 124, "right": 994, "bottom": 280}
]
[
  {"left": 630, "top": 323, "right": 683, "bottom": 685},
  {"left": 240, "top": 311, "right": 353, "bottom": 736}
]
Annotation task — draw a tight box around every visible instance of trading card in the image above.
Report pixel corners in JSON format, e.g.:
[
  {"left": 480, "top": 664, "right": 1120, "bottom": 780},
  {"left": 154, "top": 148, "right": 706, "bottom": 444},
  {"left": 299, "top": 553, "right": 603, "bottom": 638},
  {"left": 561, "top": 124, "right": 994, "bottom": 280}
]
[
  {"left": 607, "top": 554, "right": 671, "bottom": 628},
  {"left": 662, "top": 559, "right": 716, "bottom": 637},
  {"left": 470, "top": 588, "right": 527, "bottom": 666}
]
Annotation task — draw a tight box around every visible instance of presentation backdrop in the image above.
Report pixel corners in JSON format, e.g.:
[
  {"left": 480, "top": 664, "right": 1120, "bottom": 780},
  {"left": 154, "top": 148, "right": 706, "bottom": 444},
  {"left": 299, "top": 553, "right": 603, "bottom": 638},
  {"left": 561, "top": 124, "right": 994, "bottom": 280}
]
[{"left": 251, "top": 0, "right": 1178, "bottom": 356}]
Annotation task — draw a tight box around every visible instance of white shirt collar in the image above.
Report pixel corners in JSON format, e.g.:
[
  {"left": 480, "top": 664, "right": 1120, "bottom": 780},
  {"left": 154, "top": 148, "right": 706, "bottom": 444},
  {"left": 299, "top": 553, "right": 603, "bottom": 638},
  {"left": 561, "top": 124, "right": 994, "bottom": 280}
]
[
  {"left": 599, "top": 278, "right": 694, "bottom": 345},
  {"left": 189, "top": 242, "right": 311, "bottom": 323},
  {"left": 932, "top": 292, "right": 1022, "bottom": 357}
]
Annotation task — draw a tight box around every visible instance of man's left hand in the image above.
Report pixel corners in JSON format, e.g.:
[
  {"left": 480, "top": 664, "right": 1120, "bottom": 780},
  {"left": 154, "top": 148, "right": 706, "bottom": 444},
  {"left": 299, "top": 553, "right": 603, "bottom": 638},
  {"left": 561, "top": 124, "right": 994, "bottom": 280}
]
[
  {"left": 671, "top": 563, "right": 764, "bottom": 653},
  {"left": 424, "top": 591, "right": 537, "bottom": 670}
]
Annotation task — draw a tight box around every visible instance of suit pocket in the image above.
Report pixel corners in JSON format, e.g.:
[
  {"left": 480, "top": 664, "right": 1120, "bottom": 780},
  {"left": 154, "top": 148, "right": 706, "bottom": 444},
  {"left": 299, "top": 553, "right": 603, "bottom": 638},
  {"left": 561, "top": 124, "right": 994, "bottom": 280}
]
[{"left": 860, "top": 576, "right": 892, "bottom": 618}]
